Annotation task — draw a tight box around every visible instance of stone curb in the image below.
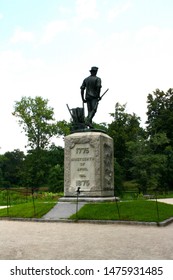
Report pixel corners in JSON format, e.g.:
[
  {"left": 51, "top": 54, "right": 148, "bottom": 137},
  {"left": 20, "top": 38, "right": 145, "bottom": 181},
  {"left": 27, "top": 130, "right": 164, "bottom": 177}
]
[{"left": 1, "top": 216, "right": 173, "bottom": 227}]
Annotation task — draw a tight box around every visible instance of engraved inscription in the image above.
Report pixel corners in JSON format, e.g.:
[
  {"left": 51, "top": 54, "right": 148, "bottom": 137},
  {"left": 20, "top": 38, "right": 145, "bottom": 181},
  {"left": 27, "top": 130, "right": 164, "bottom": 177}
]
[{"left": 70, "top": 144, "right": 95, "bottom": 191}]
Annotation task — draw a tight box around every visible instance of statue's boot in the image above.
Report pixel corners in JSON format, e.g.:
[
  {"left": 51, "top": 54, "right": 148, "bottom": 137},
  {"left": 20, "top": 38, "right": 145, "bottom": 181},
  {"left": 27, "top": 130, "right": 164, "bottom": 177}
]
[
  {"left": 88, "top": 122, "right": 93, "bottom": 128},
  {"left": 85, "top": 116, "right": 93, "bottom": 128}
]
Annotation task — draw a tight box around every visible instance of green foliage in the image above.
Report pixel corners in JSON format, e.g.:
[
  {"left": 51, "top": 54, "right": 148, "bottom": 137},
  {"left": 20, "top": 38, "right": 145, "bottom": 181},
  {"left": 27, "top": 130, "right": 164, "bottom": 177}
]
[
  {"left": 123, "top": 181, "right": 139, "bottom": 191},
  {"left": 56, "top": 120, "right": 71, "bottom": 136},
  {"left": 93, "top": 122, "right": 108, "bottom": 132},
  {"left": 0, "top": 155, "right": 7, "bottom": 188},
  {"left": 12, "top": 96, "right": 65, "bottom": 190},
  {"left": 20, "top": 149, "right": 47, "bottom": 190},
  {"left": 0, "top": 190, "right": 7, "bottom": 205},
  {"left": 163, "top": 146, "right": 173, "bottom": 190},
  {"left": 1, "top": 150, "right": 25, "bottom": 187},
  {"left": 114, "top": 159, "right": 124, "bottom": 195},
  {"left": 0, "top": 145, "right": 64, "bottom": 191},
  {"left": 145, "top": 88, "right": 173, "bottom": 190},
  {"left": 37, "top": 191, "right": 63, "bottom": 200},
  {"left": 48, "top": 164, "right": 64, "bottom": 192},
  {"left": 13, "top": 96, "right": 59, "bottom": 149},
  {"left": 127, "top": 135, "right": 168, "bottom": 193},
  {"left": 108, "top": 103, "right": 145, "bottom": 179},
  {"left": 146, "top": 88, "right": 173, "bottom": 144},
  {"left": 107, "top": 93, "right": 173, "bottom": 192},
  {"left": 47, "top": 144, "right": 64, "bottom": 167},
  {"left": 0, "top": 189, "right": 62, "bottom": 205}
]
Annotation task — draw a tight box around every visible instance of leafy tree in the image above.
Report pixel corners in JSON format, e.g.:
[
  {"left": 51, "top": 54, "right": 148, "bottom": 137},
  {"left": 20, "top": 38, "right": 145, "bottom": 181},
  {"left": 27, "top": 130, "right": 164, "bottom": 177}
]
[
  {"left": 13, "top": 96, "right": 58, "bottom": 150},
  {"left": 3, "top": 150, "right": 25, "bottom": 187},
  {"left": 0, "top": 155, "right": 7, "bottom": 188},
  {"left": 48, "top": 164, "right": 64, "bottom": 192},
  {"left": 46, "top": 145, "right": 64, "bottom": 192},
  {"left": 107, "top": 103, "right": 145, "bottom": 179},
  {"left": 147, "top": 89, "right": 165, "bottom": 135},
  {"left": 0, "top": 150, "right": 25, "bottom": 188},
  {"left": 163, "top": 146, "right": 173, "bottom": 190},
  {"left": 20, "top": 145, "right": 64, "bottom": 191},
  {"left": 20, "top": 149, "right": 47, "bottom": 191},
  {"left": 127, "top": 133, "right": 169, "bottom": 193},
  {"left": 146, "top": 88, "right": 173, "bottom": 145},
  {"left": 56, "top": 120, "right": 71, "bottom": 136},
  {"left": 146, "top": 88, "right": 173, "bottom": 191},
  {"left": 93, "top": 122, "right": 108, "bottom": 132},
  {"left": 46, "top": 144, "right": 64, "bottom": 167},
  {"left": 12, "top": 96, "right": 63, "bottom": 191},
  {"left": 114, "top": 159, "right": 124, "bottom": 195}
]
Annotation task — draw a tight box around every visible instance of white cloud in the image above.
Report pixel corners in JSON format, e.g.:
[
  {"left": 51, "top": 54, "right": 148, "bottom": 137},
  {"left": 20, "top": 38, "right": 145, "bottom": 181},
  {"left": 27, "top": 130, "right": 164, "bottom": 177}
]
[
  {"left": 10, "top": 27, "right": 34, "bottom": 43},
  {"left": 41, "top": 20, "right": 69, "bottom": 44},
  {"left": 0, "top": 50, "right": 47, "bottom": 106},
  {"left": 0, "top": 49, "right": 60, "bottom": 153},
  {"left": 0, "top": 50, "right": 44, "bottom": 74},
  {"left": 107, "top": 0, "right": 132, "bottom": 22},
  {"left": 136, "top": 25, "right": 173, "bottom": 51},
  {"left": 0, "top": 13, "right": 4, "bottom": 19},
  {"left": 58, "top": 5, "right": 73, "bottom": 16},
  {"left": 75, "top": 0, "right": 99, "bottom": 21},
  {"left": 0, "top": 50, "right": 25, "bottom": 72}
]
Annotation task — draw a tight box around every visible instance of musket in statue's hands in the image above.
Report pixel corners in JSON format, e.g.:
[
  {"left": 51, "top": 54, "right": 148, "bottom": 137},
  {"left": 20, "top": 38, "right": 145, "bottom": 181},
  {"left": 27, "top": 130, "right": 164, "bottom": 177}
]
[
  {"left": 100, "top": 88, "right": 109, "bottom": 100},
  {"left": 97, "top": 88, "right": 109, "bottom": 102}
]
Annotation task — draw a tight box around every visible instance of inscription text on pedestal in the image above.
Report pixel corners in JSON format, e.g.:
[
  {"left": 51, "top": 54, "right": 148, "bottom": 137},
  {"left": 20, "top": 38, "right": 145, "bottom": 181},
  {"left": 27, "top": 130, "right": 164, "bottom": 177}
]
[{"left": 71, "top": 144, "right": 95, "bottom": 191}]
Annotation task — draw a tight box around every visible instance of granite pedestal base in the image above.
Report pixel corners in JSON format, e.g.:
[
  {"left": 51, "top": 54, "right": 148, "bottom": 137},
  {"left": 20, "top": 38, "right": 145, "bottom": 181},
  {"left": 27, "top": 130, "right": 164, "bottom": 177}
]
[{"left": 62, "top": 131, "right": 114, "bottom": 201}]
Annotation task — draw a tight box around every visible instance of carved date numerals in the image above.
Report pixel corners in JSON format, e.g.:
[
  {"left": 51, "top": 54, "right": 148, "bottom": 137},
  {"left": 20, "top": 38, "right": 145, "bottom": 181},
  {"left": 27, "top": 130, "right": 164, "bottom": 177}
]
[
  {"left": 76, "top": 148, "right": 89, "bottom": 154},
  {"left": 76, "top": 180, "right": 90, "bottom": 187}
]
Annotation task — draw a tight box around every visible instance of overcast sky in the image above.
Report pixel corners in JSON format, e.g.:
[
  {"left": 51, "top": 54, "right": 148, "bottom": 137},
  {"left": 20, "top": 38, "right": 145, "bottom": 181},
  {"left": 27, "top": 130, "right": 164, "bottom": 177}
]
[{"left": 0, "top": 0, "right": 173, "bottom": 153}]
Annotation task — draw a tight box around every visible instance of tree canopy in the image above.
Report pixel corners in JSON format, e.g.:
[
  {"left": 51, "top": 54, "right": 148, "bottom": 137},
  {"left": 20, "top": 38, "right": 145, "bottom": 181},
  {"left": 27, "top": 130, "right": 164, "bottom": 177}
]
[
  {"left": 146, "top": 88, "right": 173, "bottom": 145},
  {"left": 13, "top": 96, "right": 59, "bottom": 150}
]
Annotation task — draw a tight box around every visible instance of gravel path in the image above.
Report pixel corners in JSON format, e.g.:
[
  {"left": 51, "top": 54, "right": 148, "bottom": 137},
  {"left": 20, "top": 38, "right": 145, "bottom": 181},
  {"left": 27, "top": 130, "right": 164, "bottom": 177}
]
[{"left": 0, "top": 220, "right": 173, "bottom": 260}]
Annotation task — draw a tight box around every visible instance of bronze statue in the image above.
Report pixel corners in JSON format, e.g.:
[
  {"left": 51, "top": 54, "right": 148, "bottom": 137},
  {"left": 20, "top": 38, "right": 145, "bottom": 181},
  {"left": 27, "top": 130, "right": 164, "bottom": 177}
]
[
  {"left": 67, "top": 66, "right": 108, "bottom": 132},
  {"left": 80, "top": 66, "right": 102, "bottom": 128}
]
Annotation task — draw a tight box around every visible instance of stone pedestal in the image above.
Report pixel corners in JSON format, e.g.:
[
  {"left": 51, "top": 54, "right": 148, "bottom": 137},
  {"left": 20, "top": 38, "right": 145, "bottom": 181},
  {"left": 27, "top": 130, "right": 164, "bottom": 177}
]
[{"left": 63, "top": 131, "right": 114, "bottom": 199}]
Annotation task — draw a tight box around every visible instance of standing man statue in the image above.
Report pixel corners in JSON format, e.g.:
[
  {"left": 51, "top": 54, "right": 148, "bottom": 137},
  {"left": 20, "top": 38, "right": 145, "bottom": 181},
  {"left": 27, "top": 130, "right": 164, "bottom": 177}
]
[{"left": 80, "top": 66, "right": 102, "bottom": 128}]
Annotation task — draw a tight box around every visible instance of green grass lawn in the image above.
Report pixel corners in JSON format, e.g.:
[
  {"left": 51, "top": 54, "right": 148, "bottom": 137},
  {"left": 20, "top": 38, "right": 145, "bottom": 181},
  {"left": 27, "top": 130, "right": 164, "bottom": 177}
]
[
  {"left": 1, "top": 198, "right": 173, "bottom": 223},
  {"left": 70, "top": 200, "right": 173, "bottom": 222},
  {"left": 0, "top": 201, "right": 56, "bottom": 218}
]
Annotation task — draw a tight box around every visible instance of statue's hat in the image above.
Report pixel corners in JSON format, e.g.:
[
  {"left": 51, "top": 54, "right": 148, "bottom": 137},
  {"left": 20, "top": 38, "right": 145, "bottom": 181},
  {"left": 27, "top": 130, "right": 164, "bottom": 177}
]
[{"left": 90, "top": 66, "right": 98, "bottom": 72}]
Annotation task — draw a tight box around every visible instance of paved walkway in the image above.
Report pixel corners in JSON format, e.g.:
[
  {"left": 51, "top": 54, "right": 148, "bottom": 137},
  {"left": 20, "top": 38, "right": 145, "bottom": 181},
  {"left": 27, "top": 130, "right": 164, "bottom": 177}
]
[
  {"left": 154, "top": 198, "right": 173, "bottom": 204},
  {"left": 43, "top": 202, "right": 86, "bottom": 219}
]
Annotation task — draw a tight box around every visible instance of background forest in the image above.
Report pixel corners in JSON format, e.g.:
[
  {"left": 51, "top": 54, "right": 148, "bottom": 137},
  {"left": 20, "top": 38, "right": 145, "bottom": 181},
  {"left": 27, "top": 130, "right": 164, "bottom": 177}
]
[{"left": 1, "top": 88, "right": 173, "bottom": 196}]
